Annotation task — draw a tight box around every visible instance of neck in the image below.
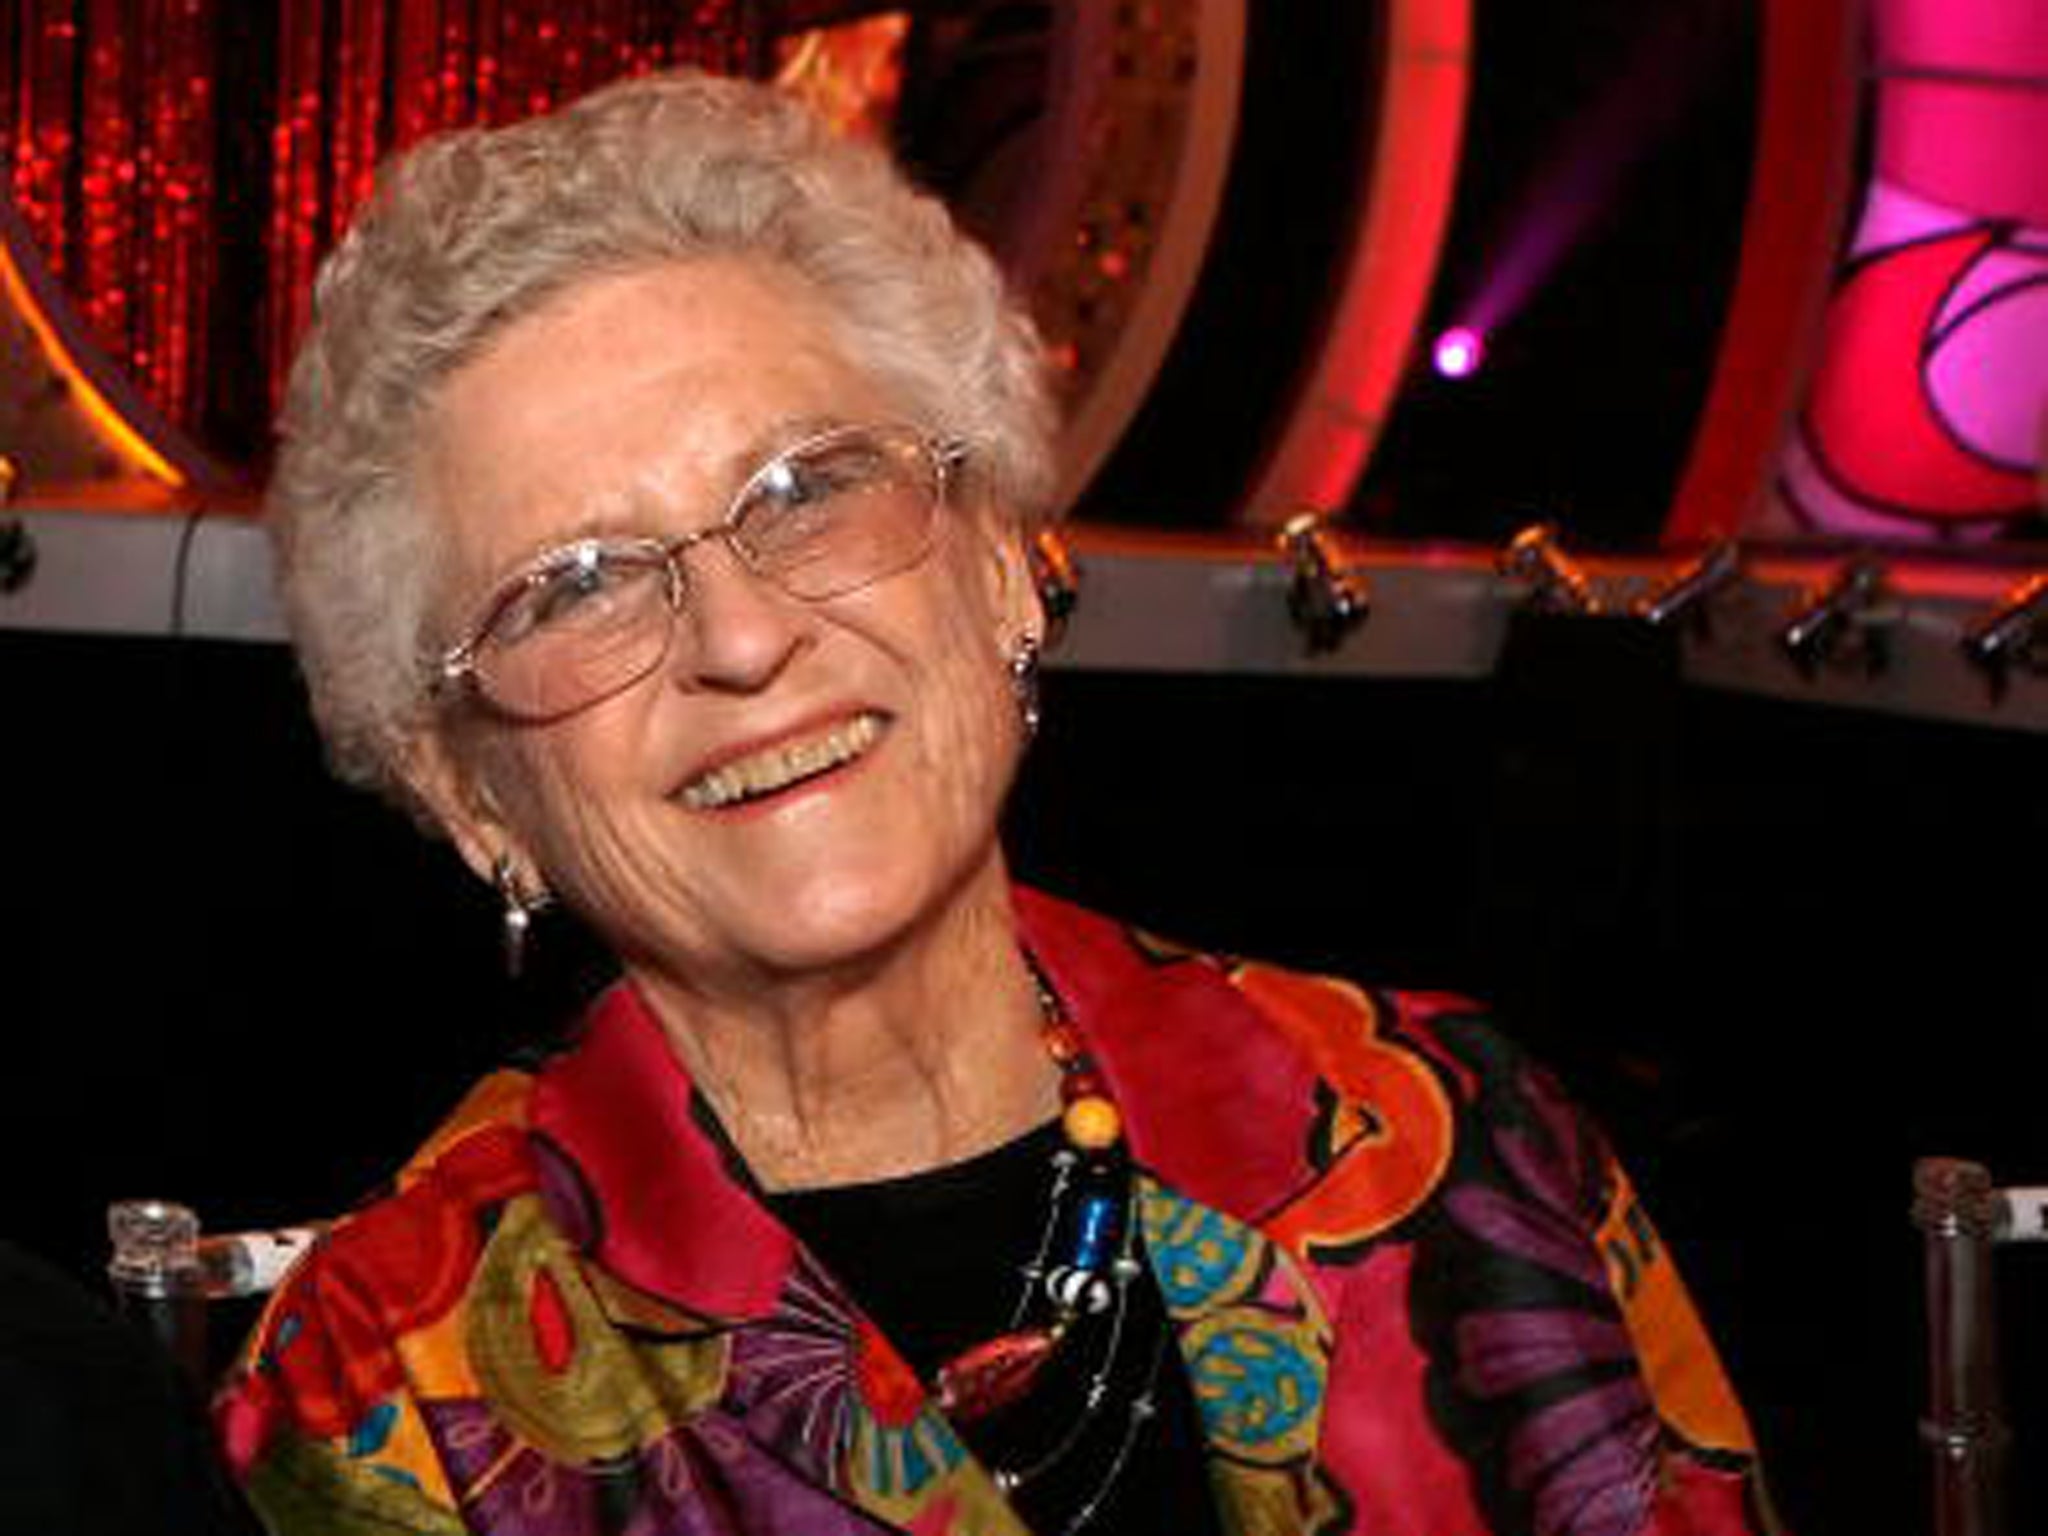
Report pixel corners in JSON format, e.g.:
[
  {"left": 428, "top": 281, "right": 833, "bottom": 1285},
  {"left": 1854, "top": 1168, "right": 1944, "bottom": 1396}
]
[{"left": 628, "top": 869, "right": 1057, "bottom": 1190}]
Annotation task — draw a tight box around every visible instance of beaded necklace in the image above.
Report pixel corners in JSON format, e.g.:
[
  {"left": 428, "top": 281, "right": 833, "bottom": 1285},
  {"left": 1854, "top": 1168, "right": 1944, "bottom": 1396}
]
[{"left": 930, "top": 966, "right": 1166, "bottom": 1532}]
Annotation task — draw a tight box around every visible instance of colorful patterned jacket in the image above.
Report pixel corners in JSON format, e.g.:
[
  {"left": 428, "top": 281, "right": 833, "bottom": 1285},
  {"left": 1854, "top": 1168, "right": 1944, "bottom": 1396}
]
[{"left": 217, "top": 889, "right": 1776, "bottom": 1535}]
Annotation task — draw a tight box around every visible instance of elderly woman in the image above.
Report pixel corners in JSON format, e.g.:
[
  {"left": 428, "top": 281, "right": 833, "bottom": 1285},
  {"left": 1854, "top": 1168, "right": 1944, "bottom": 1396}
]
[{"left": 218, "top": 70, "right": 1775, "bottom": 1536}]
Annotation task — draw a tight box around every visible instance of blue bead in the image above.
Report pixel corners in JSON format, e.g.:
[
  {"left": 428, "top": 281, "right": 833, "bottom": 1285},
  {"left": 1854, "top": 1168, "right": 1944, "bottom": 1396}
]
[{"left": 1072, "top": 1192, "right": 1120, "bottom": 1269}]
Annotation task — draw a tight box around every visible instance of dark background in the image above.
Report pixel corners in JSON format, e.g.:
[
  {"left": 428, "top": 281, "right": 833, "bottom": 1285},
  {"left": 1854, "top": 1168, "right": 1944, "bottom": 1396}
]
[
  {"left": 5, "top": 620, "right": 2045, "bottom": 1535},
  {"left": 1080, "top": 0, "right": 1760, "bottom": 547}
]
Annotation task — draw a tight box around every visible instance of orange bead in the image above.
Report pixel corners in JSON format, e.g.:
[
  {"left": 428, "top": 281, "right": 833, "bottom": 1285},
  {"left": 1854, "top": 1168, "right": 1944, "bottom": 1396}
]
[{"left": 1062, "top": 1095, "right": 1122, "bottom": 1151}]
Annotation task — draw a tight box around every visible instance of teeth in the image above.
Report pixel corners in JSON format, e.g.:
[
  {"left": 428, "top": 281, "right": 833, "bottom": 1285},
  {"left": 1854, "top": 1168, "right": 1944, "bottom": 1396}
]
[{"left": 682, "top": 713, "right": 883, "bottom": 809}]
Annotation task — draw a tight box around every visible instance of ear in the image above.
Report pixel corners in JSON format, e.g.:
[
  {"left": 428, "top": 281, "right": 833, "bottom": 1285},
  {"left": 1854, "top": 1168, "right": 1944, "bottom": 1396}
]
[
  {"left": 968, "top": 505, "right": 1045, "bottom": 646},
  {"left": 400, "top": 726, "right": 531, "bottom": 891}
]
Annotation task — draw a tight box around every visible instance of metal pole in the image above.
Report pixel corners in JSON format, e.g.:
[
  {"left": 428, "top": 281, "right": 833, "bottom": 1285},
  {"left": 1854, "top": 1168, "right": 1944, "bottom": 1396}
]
[
  {"left": 106, "top": 1198, "right": 209, "bottom": 1383},
  {"left": 1913, "top": 1158, "right": 2008, "bottom": 1536}
]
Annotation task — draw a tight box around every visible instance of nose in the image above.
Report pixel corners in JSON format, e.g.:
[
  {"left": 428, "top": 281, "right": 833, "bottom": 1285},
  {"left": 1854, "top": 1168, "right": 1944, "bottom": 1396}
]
[{"left": 668, "top": 537, "right": 809, "bottom": 693}]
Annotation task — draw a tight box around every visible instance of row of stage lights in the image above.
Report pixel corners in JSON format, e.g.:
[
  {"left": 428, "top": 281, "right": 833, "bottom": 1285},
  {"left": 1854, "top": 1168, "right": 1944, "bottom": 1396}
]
[
  {"left": 1275, "top": 516, "right": 2048, "bottom": 695},
  {"left": 1020, "top": 516, "right": 2048, "bottom": 709}
]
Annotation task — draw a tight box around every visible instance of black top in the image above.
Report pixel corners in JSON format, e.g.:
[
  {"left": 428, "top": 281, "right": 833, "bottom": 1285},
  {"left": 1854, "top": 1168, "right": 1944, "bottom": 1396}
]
[{"left": 767, "top": 1123, "right": 1224, "bottom": 1536}]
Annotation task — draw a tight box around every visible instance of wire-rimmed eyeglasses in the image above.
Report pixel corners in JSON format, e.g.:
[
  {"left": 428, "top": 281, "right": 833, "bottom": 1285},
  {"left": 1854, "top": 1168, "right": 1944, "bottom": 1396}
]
[{"left": 437, "top": 422, "right": 967, "bottom": 722}]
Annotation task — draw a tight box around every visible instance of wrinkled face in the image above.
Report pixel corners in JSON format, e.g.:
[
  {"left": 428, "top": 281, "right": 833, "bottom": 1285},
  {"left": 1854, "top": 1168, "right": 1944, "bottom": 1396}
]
[{"left": 409, "top": 258, "right": 1039, "bottom": 992}]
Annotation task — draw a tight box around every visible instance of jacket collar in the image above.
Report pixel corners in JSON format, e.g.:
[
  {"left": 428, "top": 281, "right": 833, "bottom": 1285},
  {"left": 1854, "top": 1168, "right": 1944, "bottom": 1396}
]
[
  {"left": 1013, "top": 887, "right": 1319, "bottom": 1227},
  {"left": 529, "top": 981, "right": 794, "bottom": 1320},
  {"left": 527, "top": 887, "right": 1317, "bottom": 1322}
]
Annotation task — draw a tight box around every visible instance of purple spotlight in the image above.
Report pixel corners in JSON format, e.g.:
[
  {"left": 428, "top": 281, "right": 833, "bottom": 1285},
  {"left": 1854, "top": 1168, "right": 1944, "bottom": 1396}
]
[{"left": 1433, "top": 326, "right": 1485, "bottom": 379}]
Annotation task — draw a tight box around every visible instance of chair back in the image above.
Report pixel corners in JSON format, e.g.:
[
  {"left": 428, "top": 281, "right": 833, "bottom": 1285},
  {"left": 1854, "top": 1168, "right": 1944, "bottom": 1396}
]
[
  {"left": 106, "top": 1199, "right": 318, "bottom": 1382},
  {"left": 1913, "top": 1159, "right": 2048, "bottom": 1536}
]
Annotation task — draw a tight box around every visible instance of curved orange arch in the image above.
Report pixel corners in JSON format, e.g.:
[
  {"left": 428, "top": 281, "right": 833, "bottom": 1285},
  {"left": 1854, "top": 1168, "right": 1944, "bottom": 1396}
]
[
  {"left": 1663, "top": 0, "right": 1864, "bottom": 542},
  {"left": 1240, "top": 0, "right": 1474, "bottom": 526},
  {"left": 0, "top": 192, "right": 225, "bottom": 501}
]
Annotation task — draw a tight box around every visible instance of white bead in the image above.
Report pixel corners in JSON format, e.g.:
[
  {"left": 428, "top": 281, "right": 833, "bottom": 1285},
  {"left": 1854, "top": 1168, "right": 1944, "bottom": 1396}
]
[{"left": 1046, "top": 1265, "right": 1113, "bottom": 1315}]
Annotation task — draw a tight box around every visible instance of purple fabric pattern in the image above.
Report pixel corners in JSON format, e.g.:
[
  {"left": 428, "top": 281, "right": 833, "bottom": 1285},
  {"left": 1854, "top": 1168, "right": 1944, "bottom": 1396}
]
[
  {"left": 1453, "top": 1308, "right": 1633, "bottom": 1399},
  {"left": 725, "top": 1257, "right": 864, "bottom": 1482},
  {"left": 420, "top": 1396, "right": 894, "bottom": 1536},
  {"left": 1421, "top": 1031, "right": 1662, "bottom": 1536}
]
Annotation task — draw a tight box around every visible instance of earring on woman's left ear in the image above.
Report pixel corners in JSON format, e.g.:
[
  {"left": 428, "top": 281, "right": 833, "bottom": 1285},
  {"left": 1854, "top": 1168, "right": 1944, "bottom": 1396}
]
[
  {"left": 1027, "top": 529, "right": 1080, "bottom": 648},
  {"left": 492, "top": 854, "right": 552, "bottom": 979},
  {"left": 1008, "top": 634, "right": 1042, "bottom": 739}
]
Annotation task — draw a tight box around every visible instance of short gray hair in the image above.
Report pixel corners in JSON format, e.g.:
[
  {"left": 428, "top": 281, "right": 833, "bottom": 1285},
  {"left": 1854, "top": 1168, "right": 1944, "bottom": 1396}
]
[{"left": 271, "top": 68, "right": 1058, "bottom": 809}]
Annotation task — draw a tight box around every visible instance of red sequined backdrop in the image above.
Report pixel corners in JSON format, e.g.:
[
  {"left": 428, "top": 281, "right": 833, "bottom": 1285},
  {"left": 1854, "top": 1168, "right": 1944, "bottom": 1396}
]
[
  {"left": 1, "top": 2, "right": 754, "bottom": 460},
  {"left": 5, "top": 0, "right": 219, "bottom": 439}
]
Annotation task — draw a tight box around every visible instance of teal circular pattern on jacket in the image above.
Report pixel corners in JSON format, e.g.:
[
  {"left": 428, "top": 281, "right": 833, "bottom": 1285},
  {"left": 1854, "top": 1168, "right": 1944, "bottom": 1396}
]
[
  {"left": 1181, "top": 1311, "right": 1323, "bottom": 1463},
  {"left": 1138, "top": 1185, "right": 1264, "bottom": 1311}
]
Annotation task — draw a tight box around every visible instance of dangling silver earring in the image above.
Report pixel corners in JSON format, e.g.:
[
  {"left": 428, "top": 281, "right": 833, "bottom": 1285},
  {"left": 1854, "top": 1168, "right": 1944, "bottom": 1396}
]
[
  {"left": 1008, "top": 635, "right": 1042, "bottom": 739},
  {"left": 493, "top": 854, "right": 550, "bottom": 979}
]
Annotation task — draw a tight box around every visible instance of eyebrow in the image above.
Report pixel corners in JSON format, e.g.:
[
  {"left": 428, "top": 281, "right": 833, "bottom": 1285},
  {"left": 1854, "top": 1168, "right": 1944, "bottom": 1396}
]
[
  {"left": 718, "top": 412, "right": 856, "bottom": 488},
  {"left": 478, "top": 412, "right": 866, "bottom": 584}
]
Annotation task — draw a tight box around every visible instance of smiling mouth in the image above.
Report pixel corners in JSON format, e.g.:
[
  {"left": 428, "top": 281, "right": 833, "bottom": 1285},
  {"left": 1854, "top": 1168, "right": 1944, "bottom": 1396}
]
[{"left": 679, "top": 712, "right": 886, "bottom": 810}]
